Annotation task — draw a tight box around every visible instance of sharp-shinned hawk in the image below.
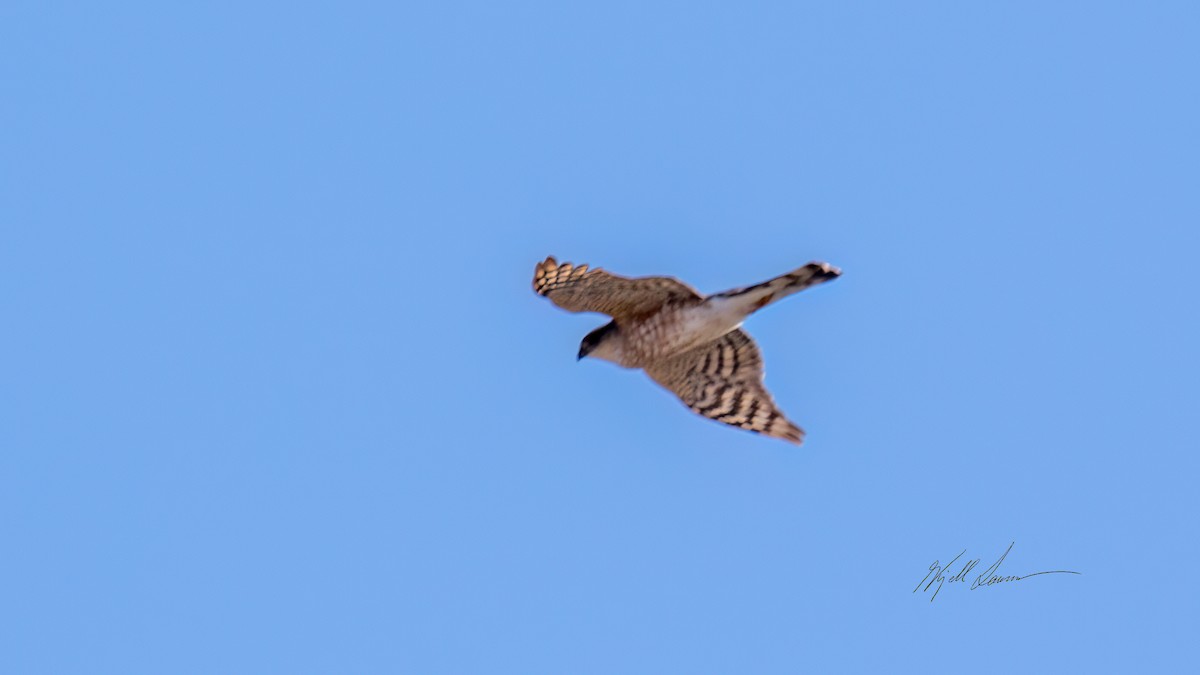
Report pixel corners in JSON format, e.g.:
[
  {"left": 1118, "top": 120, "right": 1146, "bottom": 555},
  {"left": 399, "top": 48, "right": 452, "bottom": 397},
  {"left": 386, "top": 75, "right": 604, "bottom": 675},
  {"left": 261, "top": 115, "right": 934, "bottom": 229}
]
[{"left": 532, "top": 256, "right": 841, "bottom": 444}]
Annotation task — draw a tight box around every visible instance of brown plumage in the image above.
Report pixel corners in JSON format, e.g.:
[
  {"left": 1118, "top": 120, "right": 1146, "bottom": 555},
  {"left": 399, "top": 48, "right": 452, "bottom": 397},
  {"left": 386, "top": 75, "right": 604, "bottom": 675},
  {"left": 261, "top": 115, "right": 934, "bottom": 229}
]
[
  {"left": 533, "top": 255, "right": 840, "bottom": 444},
  {"left": 643, "top": 328, "right": 805, "bottom": 444},
  {"left": 532, "top": 257, "right": 702, "bottom": 319}
]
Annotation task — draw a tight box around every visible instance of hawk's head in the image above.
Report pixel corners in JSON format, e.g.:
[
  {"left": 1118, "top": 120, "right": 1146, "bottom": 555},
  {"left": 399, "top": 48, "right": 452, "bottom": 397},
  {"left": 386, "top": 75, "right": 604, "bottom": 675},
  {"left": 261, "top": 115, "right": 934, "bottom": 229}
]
[{"left": 578, "top": 321, "right": 619, "bottom": 362}]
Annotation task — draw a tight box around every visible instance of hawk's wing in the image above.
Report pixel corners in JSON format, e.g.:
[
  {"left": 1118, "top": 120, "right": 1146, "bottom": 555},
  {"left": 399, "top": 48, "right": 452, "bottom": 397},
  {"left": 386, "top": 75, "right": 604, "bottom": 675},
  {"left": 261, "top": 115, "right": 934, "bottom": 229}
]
[
  {"left": 533, "top": 256, "right": 701, "bottom": 319},
  {"left": 644, "top": 329, "right": 805, "bottom": 444}
]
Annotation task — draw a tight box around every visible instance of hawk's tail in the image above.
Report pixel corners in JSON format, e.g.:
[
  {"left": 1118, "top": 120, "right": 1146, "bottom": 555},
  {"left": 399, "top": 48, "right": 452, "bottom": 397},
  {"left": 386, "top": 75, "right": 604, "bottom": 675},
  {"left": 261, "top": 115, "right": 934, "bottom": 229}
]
[{"left": 710, "top": 262, "right": 841, "bottom": 315}]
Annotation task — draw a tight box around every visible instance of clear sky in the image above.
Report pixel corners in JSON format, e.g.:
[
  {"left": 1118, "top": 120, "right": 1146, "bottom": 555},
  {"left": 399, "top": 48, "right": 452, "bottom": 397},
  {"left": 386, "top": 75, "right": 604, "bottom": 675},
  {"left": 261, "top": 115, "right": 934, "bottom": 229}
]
[{"left": 3, "top": 1, "right": 1198, "bottom": 673}]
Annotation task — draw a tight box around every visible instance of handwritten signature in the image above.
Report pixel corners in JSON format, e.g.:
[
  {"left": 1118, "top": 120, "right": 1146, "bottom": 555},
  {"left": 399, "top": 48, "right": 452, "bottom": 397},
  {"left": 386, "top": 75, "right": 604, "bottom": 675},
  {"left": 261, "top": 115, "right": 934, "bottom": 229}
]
[{"left": 914, "top": 542, "right": 1080, "bottom": 602}]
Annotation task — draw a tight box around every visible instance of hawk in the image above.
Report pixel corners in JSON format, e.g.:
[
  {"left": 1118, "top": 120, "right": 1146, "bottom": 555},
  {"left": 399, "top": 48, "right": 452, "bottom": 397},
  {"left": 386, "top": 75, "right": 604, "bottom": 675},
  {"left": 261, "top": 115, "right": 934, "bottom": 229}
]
[{"left": 532, "top": 256, "right": 841, "bottom": 444}]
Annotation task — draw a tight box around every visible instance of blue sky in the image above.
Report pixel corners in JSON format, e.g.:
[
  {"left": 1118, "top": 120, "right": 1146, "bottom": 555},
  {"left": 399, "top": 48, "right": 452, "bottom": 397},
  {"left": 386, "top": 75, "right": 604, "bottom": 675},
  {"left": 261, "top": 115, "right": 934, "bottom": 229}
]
[{"left": 3, "top": 1, "right": 1197, "bottom": 672}]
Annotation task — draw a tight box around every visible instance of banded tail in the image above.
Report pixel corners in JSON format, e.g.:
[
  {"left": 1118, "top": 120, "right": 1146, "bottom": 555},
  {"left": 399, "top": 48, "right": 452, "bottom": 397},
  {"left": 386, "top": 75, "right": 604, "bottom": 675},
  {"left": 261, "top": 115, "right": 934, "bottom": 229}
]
[{"left": 709, "top": 262, "right": 841, "bottom": 314}]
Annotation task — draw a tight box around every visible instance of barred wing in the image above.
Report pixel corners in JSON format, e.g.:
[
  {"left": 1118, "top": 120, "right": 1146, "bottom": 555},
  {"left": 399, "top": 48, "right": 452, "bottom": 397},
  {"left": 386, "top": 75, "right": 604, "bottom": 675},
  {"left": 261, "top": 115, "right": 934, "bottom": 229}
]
[
  {"left": 644, "top": 329, "right": 805, "bottom": 444},
  {"left": 533, "top": 256, "right": 701, "bottom": 319}
]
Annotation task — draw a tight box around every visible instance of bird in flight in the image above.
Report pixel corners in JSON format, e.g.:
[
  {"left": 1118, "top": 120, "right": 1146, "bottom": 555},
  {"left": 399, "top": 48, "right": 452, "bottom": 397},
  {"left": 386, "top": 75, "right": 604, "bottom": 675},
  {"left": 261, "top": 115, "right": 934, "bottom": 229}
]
[{"left": 532, "top": 256, "right": 840, "bottom": 444}]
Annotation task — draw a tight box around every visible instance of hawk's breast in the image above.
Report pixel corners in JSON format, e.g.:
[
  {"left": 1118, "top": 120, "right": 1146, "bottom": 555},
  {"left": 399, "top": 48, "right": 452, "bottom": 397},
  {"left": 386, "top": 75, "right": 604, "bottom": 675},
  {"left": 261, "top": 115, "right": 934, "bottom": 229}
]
[{"left": 624, "top": 302, "right": 742, "bottom": 366}]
